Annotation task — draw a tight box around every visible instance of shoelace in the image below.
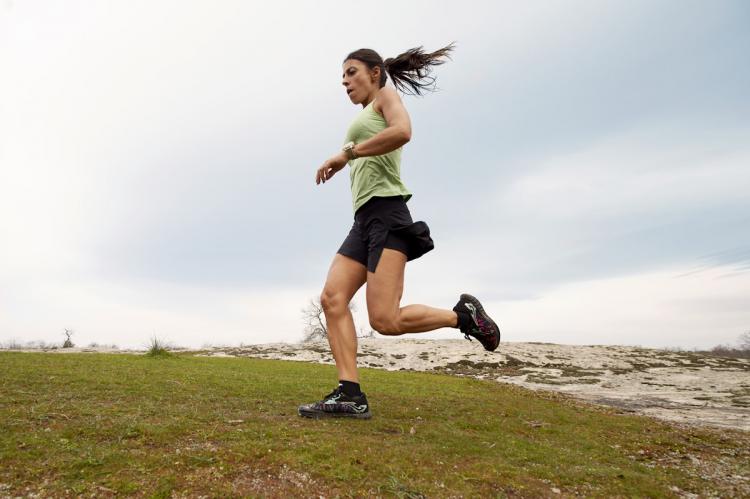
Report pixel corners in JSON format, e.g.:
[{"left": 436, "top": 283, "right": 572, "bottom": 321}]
[
  {"left": 323, "top": 387, "right": 342, "bottom": 400},
  {"left": 464, "top": 327, "right": 490, "bottom": 342}
]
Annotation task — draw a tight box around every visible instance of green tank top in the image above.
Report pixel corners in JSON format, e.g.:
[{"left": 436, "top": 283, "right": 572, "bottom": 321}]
[{"left": 343, "top": 99, "right": 412, "bottom": 213}]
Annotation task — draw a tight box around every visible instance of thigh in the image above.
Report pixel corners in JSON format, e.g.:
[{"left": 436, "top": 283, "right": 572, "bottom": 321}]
[
  {"left": 366, "top": 248, "right": 407, "bottom": 321},
  {"left": 323, "top": 253, "right": 368, "bottom": 303}
]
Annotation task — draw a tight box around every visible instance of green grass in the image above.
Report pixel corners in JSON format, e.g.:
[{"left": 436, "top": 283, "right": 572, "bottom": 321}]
[
  {"left": 1, "top": 352, "right": 748, "bottom": 497},
  {"left": 145, "top": 336, "right": 174, "bottom": 358}
]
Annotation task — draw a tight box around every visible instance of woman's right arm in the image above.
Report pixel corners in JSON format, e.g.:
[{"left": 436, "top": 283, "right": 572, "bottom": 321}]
[{"left": 350, "top": 87, "right": 411, "bottom": 159}]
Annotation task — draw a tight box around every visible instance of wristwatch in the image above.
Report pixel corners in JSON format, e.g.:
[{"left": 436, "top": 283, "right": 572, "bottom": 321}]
[{"left": 342, "top": 141, "right": 358, "bottom": 160}]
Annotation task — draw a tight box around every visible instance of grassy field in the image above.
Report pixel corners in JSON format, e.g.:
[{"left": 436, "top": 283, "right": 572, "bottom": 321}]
[{"left": 1, "top": 351, "right": 748, "bottom": 498}]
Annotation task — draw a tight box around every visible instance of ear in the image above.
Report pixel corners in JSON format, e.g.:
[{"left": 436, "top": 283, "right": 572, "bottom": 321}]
[{"left": 371, "top": 65, "right": 381, "bottom": 83}]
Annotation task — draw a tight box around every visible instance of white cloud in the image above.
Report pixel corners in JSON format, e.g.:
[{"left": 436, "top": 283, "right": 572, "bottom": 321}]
[
  {"left": 495, "top": 127, "right": 750, "bottom": 222},
  {"left": 0, "top": 275, "right": 321, "bottom": 349},
  {"left": 497, "top": 264, "right": 750, "bottom": 349},
  {"left": 434, "top": 126, "right": 750, "bottom": 295}
]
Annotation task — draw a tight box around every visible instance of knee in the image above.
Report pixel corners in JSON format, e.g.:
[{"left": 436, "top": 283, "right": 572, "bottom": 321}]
[
  {"left": 320, "top": 288, "right": 348, "bottom": 316},
  {"left": 369, "top": 314, "right": 401, "bottom": 336}
]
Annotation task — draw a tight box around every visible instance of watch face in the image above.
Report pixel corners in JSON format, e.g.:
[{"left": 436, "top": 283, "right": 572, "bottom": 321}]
[{"left": 343, "top": 142, "right": 355, "bottom": 159}]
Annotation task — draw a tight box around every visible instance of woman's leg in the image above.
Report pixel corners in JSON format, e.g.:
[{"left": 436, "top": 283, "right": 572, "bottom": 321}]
[
  {"left": 320, "top": 254, "right": 367, "bottom": 382},
  {"left": 366, "top": 248, "right": 458, "bottom": 335}
]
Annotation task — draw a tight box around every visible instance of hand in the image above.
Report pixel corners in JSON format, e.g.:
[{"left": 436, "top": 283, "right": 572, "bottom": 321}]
[{"left": 315, "top": 152, "right": 349, "bottom": 185}]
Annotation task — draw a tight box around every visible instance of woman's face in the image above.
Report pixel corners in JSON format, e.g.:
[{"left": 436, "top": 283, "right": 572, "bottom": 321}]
[{"left": 342, "top": 59, "right": 378, "bottom": 105}]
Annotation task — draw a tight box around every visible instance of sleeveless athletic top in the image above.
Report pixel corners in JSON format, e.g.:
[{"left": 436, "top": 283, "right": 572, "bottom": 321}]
[{"left": 343, "top": 99, "right": 412, "bottom": 213}]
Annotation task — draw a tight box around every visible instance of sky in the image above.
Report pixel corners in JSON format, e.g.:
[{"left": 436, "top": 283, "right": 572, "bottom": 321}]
[{"left": 1, "top": 0, "right": 748, "bottom": 350}]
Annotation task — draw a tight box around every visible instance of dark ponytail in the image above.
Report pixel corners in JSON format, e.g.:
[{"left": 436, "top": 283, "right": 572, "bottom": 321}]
[{"left": 344, "top": 42, "right": 455, "bottom": 96}]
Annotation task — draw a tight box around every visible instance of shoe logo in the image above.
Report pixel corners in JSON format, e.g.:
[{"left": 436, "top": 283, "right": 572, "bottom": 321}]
[
  {"left": 464, "top": 302, "right": 479, "bottom": 325},
  {"left": 324, "top": 393, "right": 343, "bottom": 404},
  {"left": 340, "top": 402, "right": 368, "bottom": 413}
]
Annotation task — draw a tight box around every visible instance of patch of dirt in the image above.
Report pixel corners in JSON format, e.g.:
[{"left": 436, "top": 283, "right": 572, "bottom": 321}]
[{"left": 169, "top": 462, "right": 339, "bottom": 498}]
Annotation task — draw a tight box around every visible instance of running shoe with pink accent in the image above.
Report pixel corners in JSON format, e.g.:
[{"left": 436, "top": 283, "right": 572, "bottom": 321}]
[{"left": 453, "top": 293, "right": 501, "bottom": 352}]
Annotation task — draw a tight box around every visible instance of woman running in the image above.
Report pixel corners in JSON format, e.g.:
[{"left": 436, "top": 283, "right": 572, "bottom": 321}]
[{"left": 298, "top": 44, "right": 501, "bottom": 420}]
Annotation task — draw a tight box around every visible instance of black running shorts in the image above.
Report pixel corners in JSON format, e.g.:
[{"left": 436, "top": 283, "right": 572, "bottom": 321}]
[{"left": 337, "top": 195, "right": 434, "bottom": 273}]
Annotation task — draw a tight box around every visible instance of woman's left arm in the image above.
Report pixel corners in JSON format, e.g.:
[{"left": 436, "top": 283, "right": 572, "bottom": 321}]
[{"left": 353, "top": 87, "right": 412, "bottom": 158}]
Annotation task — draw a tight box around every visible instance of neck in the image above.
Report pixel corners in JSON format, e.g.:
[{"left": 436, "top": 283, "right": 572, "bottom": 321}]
[{"left": 361, "top": 90, "right": 378, "bottom": 108}]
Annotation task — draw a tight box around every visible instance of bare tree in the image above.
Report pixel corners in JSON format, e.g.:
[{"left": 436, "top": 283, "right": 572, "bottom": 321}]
[
  {"left": 301, "top": 298, "right": 357, "bottom": 342},
  {"left": 739, "top": 331, "right": 750, "bottom": 350},
  {"left": 62, "top": 328, "right": 75, "bottom": 348},
  {"left": 301, "top": 299, "right": 326, "bottom": 342}
]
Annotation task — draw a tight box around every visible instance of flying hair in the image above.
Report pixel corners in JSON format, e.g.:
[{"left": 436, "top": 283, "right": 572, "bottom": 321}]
[{"left": 344, "top": 42, "right": 456, "bottom": 96}]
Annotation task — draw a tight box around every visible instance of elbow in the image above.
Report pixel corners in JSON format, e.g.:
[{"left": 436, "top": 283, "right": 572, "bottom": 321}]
[
  {"left": 401, "top": 128, "right": 412, "bottom": 144},
  {"left": 388, "top": 125, "right": 411, "bottom": 146}
]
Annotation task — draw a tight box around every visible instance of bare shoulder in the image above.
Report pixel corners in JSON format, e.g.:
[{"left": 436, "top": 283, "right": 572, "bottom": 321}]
[{"left": 374, "top": 86, "right": 404, "bottom": 114}]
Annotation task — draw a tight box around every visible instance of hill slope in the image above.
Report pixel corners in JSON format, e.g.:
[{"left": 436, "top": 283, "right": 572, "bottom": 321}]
[{"left": 194, "top": 339, "right": 750, "bottom": 431}]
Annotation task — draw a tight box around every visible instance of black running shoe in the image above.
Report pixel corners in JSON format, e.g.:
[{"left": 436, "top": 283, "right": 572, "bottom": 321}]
[
  {"left": 453, "top": 293, "right": 501, "bottom": 352},
  {"left": 298, "top": 386, "right": 372, "bottom": 419}
]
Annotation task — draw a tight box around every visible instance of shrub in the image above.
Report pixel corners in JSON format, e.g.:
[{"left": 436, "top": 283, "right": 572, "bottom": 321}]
[{"left": 146, "top": 336, "right": 173, "bottom": 357}]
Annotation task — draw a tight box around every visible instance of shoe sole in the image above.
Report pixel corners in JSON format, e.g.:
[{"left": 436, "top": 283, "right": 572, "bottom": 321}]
[
  {"left": 298, "top": 408, "right": 372, "bottom": 419},
  {"left": 461, "top": 293, "right": 501, "bottom": 351}
]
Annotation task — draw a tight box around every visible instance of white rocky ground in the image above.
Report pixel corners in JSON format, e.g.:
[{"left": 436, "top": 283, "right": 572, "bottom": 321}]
[
  {"left": 28, "top": 339, "right": 750, "bottom": 431},
  {"left": 191, "top": 338, "right": 750, "bottom": 431}
]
